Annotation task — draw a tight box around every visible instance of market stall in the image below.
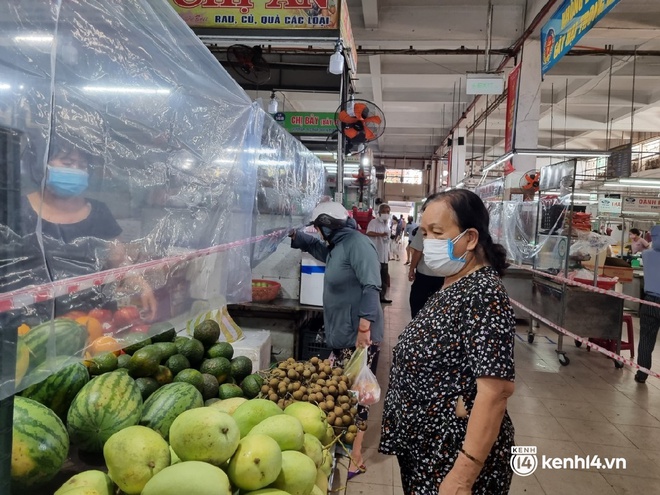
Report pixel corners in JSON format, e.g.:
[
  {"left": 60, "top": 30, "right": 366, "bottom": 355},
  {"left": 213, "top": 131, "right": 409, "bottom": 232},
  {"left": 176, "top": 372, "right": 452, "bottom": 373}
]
[
  {"left": 497, "top": 160, "right": 625, "bottom": 366},
  {"left": 0, "top": 1, "right": 336, "bottom": 493}
]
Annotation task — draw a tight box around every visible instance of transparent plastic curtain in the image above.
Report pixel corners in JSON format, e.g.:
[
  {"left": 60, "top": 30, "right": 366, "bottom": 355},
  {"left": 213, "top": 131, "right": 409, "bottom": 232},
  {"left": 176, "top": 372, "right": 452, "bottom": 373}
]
[
  {"left": 0, "top": 0, "right": 323, "bottom": 399},
  {"left": 251, "top": 117, "right": 325, "bottom": 268},
  {"left": 495, "top": 200, "right": 568, "bottom": 264}
]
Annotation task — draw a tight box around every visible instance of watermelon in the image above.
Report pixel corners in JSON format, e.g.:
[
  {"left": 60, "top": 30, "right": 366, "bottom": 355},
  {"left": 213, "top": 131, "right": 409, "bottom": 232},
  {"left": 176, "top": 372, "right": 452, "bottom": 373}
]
[
  {"left": 22, "top": 319, "right": 88, "bottom": 369},
  {"left": 21, "top": 357, "right": 90, "bottom": 422},
  {"left": 140, "top": 382, "right": 204, "bottom": 440},
  {"left": 67, "top": 370, "right": 143, "bottom": 452},
  {"left": 11, "top": 396, "right": 69, "bottom": 489}
]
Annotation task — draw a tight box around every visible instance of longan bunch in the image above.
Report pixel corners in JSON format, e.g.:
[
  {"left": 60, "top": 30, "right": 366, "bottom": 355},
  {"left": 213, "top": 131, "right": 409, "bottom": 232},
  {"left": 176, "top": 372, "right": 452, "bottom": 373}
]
[{"left": 259, "top": 356, "right": 359, "bottom": 430}]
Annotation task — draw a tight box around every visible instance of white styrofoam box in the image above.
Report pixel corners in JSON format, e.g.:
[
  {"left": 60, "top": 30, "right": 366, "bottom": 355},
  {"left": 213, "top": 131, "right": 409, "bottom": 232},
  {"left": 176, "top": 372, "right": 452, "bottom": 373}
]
[
  {"left": 232, "top": 329, "right": 272, "bottom": 372},
  {"left": 300, "top": 252, "right": 325, "bottom": 307}
]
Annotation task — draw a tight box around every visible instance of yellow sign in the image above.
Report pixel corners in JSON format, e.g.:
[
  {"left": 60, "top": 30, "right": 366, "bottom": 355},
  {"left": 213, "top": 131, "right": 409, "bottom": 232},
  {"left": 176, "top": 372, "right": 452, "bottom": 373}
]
[{"left": 169, "top": 0, "right": 339, "bottom": 29}]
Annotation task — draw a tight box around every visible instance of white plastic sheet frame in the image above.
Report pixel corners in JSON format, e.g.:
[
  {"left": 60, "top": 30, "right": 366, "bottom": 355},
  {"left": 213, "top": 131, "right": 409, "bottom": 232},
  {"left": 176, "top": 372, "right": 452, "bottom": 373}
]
[{"left": 0, "top": 0, "right": 324, "bottom": 398}]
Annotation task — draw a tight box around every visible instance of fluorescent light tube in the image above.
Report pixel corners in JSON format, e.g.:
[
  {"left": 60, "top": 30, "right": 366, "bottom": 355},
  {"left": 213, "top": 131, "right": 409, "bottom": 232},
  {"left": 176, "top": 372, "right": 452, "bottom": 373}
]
[
  {"left": 14, "top": 35, "right": 53, "bottom": 43},
  {"left": 603, "top": 183, "right": 660, "bottom": 189},
  {"left": 618, "top": 178, "right": 660, "bottom": 186},
  {"left": 483, "top": 151, "right": 514, "bottom": 172},
  {"left": 516, "top": 149, "right": 610, "bottom": 158},
  {"left": 82, "top": 86, "right": 171, "bottom": 95}
]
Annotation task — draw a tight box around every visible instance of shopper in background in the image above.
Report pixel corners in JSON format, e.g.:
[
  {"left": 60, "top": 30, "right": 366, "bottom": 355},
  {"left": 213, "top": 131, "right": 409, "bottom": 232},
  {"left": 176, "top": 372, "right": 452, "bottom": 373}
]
[
  {"left": 379, "top": 189, "right": 516, "bottom": 494},
  {"left": 404, "top": 215, "right": 418, "bottom": 265},
  {"left": 289, "top": 201, "right": 384, "bottom": 476},
  {"left": 407, "top": 227, "right": 444, "bottom": 318},
  {"left": 630, "top": 228, "right": 650, "bottom": 254},
  {"left": 366, "top": 203, "right": 393, "bottom": 303},
  {"left": 393, "top": 215, "right": 405, "bottom": 261},
  {"left": 389, "top": 215, "right": 400, "bottom": 261},
  {"left": 396, "top": 215, "right": 405, "bottom": 240},
  {"left": 635, "top": 225, "right": 660, "bottom": 384}
]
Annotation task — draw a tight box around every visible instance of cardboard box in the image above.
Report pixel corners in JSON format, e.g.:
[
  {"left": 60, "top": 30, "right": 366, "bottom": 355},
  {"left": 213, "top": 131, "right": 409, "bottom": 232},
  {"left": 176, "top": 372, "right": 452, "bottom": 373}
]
[
  {"left": 584, "top": 264, "right": 634, "bottom": 283},
  {"left": 600, "top": 265, "right": 634, "bottom": 283}
]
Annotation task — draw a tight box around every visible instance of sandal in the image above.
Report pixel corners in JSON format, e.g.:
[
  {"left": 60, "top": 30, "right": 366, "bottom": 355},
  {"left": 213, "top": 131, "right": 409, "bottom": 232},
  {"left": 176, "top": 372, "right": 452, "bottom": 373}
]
[{"left": 347, "top": 464, "right": 366, "bottom": 481}]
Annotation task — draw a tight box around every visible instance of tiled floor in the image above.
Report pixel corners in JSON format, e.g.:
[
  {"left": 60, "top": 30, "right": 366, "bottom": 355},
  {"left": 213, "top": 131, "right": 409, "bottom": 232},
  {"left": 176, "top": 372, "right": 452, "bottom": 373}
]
[{"left": 335, "top": 258, "right": 660, "bottom": 495}]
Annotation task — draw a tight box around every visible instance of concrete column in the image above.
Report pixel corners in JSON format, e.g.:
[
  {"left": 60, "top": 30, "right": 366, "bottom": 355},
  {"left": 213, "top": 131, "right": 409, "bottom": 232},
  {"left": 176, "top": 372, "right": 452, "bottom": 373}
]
[
  {"left": 450, "top": 126, "right": 467, "bottom": 186},
  {"left": 510, "top": 39, "right": 542, "bottom": 178}
]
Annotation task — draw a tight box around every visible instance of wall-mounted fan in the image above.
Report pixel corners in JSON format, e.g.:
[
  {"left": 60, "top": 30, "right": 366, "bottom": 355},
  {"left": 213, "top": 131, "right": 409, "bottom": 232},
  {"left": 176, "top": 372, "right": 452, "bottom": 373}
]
[
  {"left": 519, "top": 170, "right": 541, "bottom": 193},
  {"left": 325, "top": 129, "right": 366, "bottom": 156},
  {"left": 226, "top": 45, "right": 271, "bottom": 86},
  {"left": 336, "top": 99, "right": 386, "bottom": 147}
]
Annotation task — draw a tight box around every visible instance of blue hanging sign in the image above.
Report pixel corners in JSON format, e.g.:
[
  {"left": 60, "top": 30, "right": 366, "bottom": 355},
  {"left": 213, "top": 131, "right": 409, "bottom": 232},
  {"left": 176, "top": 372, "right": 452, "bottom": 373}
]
[{"left": 541, "top": 0, "right": 621, "bottom": 75}]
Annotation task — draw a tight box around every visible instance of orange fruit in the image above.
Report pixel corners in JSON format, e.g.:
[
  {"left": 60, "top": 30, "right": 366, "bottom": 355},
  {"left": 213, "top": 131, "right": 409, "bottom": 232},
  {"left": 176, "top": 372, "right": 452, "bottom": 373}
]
[
  {"left": 89, "top": 335, "right": 121, "bottom": 356},
  {"left": 17, "top": 323, "right": 30, "bottom": 336},
  {"left": 15, "top": 340, "right": 30, "bottom": 385},
  {"left": 76, "top": 316, "right": 104, "bottom": 342}
]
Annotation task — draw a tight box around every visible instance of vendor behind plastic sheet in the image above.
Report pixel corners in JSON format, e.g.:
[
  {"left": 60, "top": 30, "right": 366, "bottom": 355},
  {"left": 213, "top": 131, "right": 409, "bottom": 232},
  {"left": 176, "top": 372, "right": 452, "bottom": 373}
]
[
  {"left": 630, "top": 228, "right": 650, "bottom": 255},
  {"left": 0, "top": 140, "right": 157, "bottom": 321},
  {"left": 289, "top": 201, "right": 383, "bottom": 476}
]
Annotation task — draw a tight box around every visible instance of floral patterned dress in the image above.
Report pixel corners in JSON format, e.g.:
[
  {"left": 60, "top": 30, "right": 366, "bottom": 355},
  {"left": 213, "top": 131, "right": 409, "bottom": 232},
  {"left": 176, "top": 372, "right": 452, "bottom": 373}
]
[{"left": 379, "top": 267, "right": 516, "bottom": 494}]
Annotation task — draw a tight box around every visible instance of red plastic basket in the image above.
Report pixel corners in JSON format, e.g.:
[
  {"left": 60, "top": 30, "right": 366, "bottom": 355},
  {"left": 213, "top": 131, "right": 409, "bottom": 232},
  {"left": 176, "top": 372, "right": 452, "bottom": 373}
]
[
  {"left": 251, "top": 279, "right": 281, "bottom": 302},
  {"left": 574, "top": 277, "right": 617, "bottom": 291}
]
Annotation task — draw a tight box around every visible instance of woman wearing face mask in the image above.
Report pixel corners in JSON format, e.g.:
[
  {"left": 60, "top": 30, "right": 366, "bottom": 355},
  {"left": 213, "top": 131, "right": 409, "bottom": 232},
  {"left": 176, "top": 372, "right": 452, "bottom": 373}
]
[
  {"left": 289, "top": 201, "right": 384, "bottom": 478},
  {"left": 16, "top": 142, "right": 157, "bottom": 319},
  {"left": 379, "top": 190, "right": 516, "bottom": 495}
]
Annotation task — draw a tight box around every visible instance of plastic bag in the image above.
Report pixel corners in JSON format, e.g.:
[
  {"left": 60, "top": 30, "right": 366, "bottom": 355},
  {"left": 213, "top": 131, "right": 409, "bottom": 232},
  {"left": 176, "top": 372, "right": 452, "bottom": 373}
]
[
  {"left": 344, "top": 346, "right": 367, "bottom": 381},
  {"left": 351, "top": 360, "right": 381, "bottom": 406}
]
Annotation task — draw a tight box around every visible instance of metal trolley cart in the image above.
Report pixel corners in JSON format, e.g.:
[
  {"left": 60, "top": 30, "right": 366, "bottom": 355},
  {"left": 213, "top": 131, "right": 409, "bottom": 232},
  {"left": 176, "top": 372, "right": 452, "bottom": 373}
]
[{"left": 523, "top": 275, "right": 624, "bottom": 367}]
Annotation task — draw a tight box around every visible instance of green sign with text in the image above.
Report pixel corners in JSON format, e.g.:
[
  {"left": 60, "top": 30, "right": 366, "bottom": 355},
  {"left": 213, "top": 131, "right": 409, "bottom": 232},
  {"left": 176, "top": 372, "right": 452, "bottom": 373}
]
[{"left": 275, "top": 112, "right": 337, "bottom": 135}]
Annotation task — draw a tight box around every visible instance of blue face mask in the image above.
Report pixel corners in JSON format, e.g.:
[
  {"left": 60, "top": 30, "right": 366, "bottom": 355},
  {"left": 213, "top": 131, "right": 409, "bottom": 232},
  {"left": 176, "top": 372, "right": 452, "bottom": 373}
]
[{"left": 46, "top": 165, "right": 89, "bottom": 197}]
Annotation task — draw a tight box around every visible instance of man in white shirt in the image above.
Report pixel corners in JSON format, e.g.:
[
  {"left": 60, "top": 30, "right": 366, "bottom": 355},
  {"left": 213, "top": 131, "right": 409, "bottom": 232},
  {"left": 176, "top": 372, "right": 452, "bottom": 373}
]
[{"left": 366, "top": 203, "right": 392, "bottom": 303}]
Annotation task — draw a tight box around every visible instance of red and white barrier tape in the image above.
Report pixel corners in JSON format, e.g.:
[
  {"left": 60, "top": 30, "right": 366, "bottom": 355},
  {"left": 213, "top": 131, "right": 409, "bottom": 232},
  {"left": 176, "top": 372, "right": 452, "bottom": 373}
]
[
  {"left": 511, "top": 264, "right": 660, "bottom": 310},
  {"left": 0, "top": 230, "right": 287, "bottom": 314},
  {"left": 510, "top": 298, "right": 660, "bottom": 379}
]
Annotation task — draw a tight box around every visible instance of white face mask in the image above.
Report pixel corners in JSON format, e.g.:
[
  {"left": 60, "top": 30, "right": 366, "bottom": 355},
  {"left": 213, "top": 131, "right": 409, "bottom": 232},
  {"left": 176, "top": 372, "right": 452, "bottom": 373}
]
[
  {"left": 379, "top": 213, "right": 390, "bottom": 222},
  {"left": 423, "top": 231, "right": 469, "bottom": 276}
]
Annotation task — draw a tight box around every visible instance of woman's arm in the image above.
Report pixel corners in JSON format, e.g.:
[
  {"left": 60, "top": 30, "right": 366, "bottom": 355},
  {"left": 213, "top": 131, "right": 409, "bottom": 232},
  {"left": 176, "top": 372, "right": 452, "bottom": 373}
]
[
  {"left": 439, "top": 378, "right": 515, "bottom": 494},
  {"left": 347, "top": 241, "right": 382, "bottom": 347},
  {"left": 365, "top": 230, "right": 388, "bottom": 238},
  {"left": 107, "top": 240, "right": 158, "bottom": 321},
  {"left": 408, "top": 249, "right": 422, "bottom": 282},
  {"left": 290, "top": 230, "right": 328, "bottom": 262}
]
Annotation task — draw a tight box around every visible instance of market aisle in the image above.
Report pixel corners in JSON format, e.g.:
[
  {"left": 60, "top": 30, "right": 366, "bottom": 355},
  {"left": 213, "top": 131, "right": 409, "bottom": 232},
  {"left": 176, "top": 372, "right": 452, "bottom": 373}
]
[{"left": 339, "top": 259, "right": 660, "bottom": 495}]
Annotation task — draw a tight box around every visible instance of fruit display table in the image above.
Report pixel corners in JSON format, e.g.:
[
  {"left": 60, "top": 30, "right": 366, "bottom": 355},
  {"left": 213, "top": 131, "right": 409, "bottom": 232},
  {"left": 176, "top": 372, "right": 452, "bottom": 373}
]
[{"left": 228, "top": 299, "right": 323, "bottom": 361}]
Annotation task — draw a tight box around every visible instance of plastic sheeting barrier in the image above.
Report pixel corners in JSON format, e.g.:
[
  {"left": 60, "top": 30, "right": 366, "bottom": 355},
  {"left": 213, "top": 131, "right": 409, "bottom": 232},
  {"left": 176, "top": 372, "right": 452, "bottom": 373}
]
[{"left": 0, "top": 0, "right": 324, "bottom": 399}]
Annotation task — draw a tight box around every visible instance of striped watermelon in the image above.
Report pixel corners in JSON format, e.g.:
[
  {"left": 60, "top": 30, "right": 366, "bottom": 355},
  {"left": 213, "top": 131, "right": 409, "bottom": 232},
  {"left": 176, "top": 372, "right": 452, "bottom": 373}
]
[
  {"left": 140, "top": 382, "right": 204, "bottom": 440},
  {"left": 21, "top": 357, "right": 90, "bottom": 422},
  {"left": 11, "top": 396, "right": 69, "bottom": 488},
  {"left": 67, "top": 370, "right": 143, "bottom": 452},
  {"left": 22, "top": 319, "right": 88, "bottom": 369}
]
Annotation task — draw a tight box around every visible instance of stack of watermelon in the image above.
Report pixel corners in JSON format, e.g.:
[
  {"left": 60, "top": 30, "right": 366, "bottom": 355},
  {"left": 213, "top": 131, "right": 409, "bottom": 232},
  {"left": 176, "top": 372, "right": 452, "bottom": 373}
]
[{"left": 10, "top": 317, "right": 265, "bottom": 491}]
